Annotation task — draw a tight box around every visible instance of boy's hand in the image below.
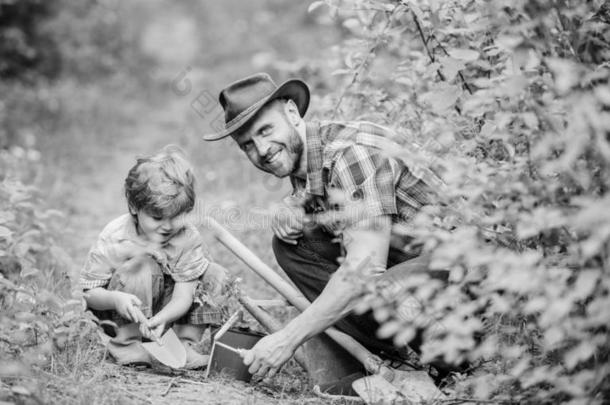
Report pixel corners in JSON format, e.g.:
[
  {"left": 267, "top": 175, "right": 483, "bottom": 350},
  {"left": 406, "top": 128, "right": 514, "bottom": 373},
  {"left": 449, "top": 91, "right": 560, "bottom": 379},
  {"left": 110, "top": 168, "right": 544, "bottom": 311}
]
[
  {"left": 271, "top": 196, "right": 307, "bottom": 245},
  {"left": 111, "top": 291, "right": 144, "bottom": 323},
  {"left": 144, "top": 316, "right": 166, "bottom": 342}
]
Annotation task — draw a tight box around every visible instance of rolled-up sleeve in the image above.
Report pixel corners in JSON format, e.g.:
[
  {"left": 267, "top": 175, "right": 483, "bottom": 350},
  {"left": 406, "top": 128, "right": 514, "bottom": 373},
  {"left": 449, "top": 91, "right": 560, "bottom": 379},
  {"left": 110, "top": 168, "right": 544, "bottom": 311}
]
[
  {"left": 171, "top": 228, "right": 210, "bottom": 283},
  {"left": 80, "top": 238, "right": 113, "bottom": 290}
]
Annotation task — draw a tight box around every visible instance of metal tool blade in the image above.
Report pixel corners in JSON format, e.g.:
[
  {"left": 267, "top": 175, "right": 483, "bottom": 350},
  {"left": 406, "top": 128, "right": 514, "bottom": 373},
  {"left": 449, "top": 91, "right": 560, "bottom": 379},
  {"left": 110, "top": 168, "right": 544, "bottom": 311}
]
[{"left": 142, "top": 328, "right": 187, "bottom": 369}]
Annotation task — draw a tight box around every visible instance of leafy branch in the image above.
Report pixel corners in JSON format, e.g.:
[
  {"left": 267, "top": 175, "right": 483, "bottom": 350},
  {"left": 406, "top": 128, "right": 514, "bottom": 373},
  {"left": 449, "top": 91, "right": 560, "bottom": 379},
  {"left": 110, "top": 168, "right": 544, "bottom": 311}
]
[
  {"left": 331, "top": 4, "right": 402, "bottom": 119},
  {"left": 317, "top": 0, "right": 610, "bottom": 403}
]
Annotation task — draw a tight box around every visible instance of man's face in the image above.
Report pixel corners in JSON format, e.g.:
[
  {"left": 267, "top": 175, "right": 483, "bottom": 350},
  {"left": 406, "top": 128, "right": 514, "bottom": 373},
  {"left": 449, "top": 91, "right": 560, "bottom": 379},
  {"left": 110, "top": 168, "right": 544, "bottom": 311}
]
[{"left": 231, "top": 102, "right": 304, "bottom": 178}]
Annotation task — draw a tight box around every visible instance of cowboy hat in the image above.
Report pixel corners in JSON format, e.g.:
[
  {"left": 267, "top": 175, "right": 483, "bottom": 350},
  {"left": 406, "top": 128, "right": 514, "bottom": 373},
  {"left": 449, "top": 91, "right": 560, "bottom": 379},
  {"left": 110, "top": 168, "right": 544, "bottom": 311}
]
[{"left": 202, "top": 72, "right": 310, "bottom": 141}]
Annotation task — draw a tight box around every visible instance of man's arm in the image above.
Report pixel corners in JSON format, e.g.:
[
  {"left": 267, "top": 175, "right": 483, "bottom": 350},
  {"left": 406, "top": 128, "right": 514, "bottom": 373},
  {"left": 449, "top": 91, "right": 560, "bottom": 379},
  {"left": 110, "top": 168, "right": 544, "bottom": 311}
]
[{"left": 243, "top": 215, "right": 392, "bottom": 378}]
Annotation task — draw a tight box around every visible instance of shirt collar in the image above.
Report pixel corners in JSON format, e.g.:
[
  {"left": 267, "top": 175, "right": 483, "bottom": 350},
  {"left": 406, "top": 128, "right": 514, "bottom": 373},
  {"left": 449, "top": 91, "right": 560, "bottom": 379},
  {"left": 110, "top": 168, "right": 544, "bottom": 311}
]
[{"left": 304, "top": 121, "right": 325, "bottom": 196}]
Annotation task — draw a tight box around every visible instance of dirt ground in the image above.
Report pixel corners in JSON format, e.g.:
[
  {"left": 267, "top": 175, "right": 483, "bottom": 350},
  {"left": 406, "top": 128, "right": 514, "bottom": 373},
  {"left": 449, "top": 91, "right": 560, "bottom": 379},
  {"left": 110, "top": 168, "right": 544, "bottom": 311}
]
[{"left": 66, "top": 362, "right": 334, "bottom": 405}]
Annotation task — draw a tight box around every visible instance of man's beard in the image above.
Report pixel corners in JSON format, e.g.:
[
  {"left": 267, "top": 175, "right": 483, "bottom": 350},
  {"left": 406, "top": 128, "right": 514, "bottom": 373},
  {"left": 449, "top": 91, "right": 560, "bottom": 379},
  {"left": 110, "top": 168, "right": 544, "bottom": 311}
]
[{"left": 286, "top": 125, "right": 304, "bottom": 175}]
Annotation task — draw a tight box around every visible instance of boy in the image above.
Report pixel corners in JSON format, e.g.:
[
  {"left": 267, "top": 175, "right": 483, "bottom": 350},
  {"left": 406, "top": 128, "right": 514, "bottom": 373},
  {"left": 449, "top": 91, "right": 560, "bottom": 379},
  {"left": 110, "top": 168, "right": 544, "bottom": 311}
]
[{"left": 80, "top": 145, "right": 227, "bottom": 368}]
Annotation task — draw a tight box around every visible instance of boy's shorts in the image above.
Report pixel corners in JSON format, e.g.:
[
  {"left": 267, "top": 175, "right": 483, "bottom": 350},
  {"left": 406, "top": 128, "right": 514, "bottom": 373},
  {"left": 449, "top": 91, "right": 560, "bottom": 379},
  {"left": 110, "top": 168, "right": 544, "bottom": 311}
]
[{"left": 90, "top": 255, "right": 228, "bottom": 328}]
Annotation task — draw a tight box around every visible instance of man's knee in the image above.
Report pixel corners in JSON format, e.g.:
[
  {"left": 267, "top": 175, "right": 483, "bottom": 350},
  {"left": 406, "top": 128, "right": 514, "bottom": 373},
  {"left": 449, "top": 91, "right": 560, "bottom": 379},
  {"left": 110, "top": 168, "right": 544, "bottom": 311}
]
[{"left": 271, "top": 235, "right": 297, "bottom": 274}]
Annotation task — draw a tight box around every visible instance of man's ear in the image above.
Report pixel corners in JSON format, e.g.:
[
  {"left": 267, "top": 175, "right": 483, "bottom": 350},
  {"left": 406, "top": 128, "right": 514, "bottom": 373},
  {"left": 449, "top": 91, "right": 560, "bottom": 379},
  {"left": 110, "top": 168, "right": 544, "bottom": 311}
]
[{"left": 284, "top": 99, "right": 301, "bottom": 126}]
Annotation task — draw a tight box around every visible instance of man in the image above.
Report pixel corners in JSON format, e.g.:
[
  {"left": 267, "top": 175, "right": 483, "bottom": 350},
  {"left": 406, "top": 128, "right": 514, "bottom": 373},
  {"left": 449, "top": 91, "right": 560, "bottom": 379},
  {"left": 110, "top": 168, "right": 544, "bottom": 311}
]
[{"left": 203, "top": 73, "right": 443, "bottom": 379}]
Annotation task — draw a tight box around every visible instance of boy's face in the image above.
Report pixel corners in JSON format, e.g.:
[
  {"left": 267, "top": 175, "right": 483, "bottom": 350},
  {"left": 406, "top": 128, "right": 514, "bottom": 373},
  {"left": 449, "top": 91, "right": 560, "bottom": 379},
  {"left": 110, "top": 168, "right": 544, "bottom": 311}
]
[{"left": 135, "top": 210, "right": 182, "bottom": 244}]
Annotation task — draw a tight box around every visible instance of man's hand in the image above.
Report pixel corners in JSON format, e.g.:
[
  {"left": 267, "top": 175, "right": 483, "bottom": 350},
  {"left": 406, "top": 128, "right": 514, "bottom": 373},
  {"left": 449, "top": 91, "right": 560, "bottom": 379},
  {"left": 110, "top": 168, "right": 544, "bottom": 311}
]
[
  {"left": 111, "top": 291, "right": 144, "bottom": 323},
  {"left": 271, "top": 196, "right": 307, "bottom": 245},
  {"left": 242, "top": 330, "right": 298, "bottom": 379}
]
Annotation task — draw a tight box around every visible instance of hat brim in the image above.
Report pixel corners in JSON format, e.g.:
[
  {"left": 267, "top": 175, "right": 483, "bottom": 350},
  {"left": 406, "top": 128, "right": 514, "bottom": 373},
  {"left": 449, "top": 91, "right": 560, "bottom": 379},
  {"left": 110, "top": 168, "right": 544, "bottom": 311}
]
[{"left": 202, "top": 79, "right": 310, "bottom": 141}]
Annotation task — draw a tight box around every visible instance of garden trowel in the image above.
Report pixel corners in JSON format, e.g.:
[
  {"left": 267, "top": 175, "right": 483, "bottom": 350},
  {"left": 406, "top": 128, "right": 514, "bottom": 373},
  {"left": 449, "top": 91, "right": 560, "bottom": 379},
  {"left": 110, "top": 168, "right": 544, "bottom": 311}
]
[{"left": 142, "top": 328, "right": 187, "bottom": 368}]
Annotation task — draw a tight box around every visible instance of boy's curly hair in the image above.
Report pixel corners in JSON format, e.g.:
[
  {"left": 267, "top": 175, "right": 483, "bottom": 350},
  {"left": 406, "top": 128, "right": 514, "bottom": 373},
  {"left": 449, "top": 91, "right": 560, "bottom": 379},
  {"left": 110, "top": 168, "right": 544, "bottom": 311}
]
[{"left": 124, "top": 145, "right": 195, "bottom": 218}]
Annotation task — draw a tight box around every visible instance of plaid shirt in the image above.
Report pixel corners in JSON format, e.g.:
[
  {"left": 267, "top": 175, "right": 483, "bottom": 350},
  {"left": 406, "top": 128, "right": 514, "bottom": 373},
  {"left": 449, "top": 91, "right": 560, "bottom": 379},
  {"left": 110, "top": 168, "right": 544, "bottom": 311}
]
[{"left": 291, "top": 121, "right": 443, "bottom": 233}]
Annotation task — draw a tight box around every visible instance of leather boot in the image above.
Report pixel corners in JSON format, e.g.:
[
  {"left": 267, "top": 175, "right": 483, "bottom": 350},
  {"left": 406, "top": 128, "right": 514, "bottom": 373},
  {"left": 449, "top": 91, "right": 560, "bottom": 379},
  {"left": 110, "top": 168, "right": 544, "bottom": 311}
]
[
  {"left": 173, "top": 324, "right": 209, "bottom": 369},
  {"left": 107, "top": 323, "right": 152, "bottom": 367}
]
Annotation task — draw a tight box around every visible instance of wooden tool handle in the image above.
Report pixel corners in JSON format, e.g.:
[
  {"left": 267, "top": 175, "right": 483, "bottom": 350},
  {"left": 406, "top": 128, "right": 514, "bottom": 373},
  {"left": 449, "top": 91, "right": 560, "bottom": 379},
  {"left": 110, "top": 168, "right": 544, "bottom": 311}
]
[
  {"left": 237, "top": 294, "right": 309, "bottom": 370},
  {"left": 214, "top": 340, "right": 246, "bottom": 356},
  {"left": 204, "top": 217, "right": 384, "bottom": 375},
  {"left": 205, "top": 217, "right": 312, "bottom": 310},
  {"left": 214, "top": 310, "right": 242, "bottom": 341}
]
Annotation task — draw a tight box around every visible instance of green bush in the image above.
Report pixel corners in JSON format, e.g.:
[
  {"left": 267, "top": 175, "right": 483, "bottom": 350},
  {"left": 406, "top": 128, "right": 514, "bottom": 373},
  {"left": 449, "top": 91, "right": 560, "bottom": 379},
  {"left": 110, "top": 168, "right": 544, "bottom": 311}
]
[
  {"left": 311, "top": 0, "right": 610, "bottom": 402},
  {"left": 0, "top": 151, "right": 97, "bottom": 386},
  {"left": 0, "top": 3, "right": 151, "bottom": 398}
]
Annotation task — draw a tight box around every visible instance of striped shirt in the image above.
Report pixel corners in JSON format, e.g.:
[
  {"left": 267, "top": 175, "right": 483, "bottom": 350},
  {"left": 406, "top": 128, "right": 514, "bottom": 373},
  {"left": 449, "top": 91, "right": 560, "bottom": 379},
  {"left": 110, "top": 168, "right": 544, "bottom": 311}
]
[
  {"left": 80, "top": 214, "right": 210, "bottom": 290},
  {"left": 291, "top": 121, "right": 442, "bottom": 234}
]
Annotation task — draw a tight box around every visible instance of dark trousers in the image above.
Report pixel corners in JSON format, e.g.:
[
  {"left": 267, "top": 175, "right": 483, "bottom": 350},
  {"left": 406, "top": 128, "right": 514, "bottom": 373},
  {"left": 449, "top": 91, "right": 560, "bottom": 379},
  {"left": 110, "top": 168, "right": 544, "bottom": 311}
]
[{"left": 272, "top": 226, "right": 444, "bottom": 358}]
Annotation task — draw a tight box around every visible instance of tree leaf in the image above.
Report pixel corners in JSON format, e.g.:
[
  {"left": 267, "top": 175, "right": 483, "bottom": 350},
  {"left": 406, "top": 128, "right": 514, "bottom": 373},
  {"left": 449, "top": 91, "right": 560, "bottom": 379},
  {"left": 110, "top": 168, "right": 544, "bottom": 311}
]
[
  {"left": 448, "top": 48, "right": 480, "bottom": 61},
  {"left": 342, "top": 18, "right": 360, "bottom": 32},
  {"left": 594, "top": 85, "right": 610, "bottom": 105},
  {"left": 0, "top": 225, "right": 12, "bottom": 237},
  {"left": 0, "top": 210, "right": 16, "bottom": 224},
  {"left": 377, "top": 319, "right": 401, "bottom": 339},
  {"left": 409, "top": 3, "right": 425, "bottom": 22},
  {"left": 501, "top": 75, "right": 529, "bottom": 99},
  {"left": 419, "top": 85, "right": 461, "bottom": 114},
  {"left": 521, "top": 112, "right": 539, "bottom": 129},
  {"left": 564, "top": 342, "right": 595, "bottom": 371},
  {"left": 307, "top": 0, "right": 326, "bottom": 13},
  {"left": 572, "top": 270, "right": 599, "bottom": 301},
  {"left": 331, "top": 68, "right": 352, "bottom": 76},
  {"left": 14, "top": 311, "right": 37, "bottom": 322},
  {"left": 440, "top": 57, "right": 465, "bottom": 81},
  {"left": 11, "top": 386, "right": 31, "bottom": 396},
  {"left": 545, "top": 57, "right": 579, "bottom": 95}
]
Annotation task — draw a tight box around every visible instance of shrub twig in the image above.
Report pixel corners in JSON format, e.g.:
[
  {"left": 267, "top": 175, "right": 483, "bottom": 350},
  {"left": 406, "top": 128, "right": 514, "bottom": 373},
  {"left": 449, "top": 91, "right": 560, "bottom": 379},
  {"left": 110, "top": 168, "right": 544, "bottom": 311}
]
[{"left": 332, "top": 5, "right": 401, "bottom": 119}]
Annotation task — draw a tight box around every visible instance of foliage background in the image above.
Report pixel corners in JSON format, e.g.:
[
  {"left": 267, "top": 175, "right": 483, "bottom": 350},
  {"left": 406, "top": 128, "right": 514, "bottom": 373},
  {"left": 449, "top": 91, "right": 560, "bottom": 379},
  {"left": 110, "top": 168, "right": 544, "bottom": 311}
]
[
  {"left": 1, "top": 0, "right": 608, "bottom": 403},
  {"left": 312, "top": 0, "right": 609, "bottom": 403}
]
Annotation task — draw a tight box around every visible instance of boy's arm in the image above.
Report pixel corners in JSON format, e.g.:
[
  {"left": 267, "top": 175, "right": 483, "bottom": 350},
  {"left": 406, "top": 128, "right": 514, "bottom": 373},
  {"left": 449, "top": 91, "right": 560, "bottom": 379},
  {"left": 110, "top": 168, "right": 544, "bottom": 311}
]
[
  {"left": 142, "top": 226, "right": 211, "bottom": 338},
  {"left": 146, "top": 280, "right": 198, "bottom": 338},
  {"left": 84, "top": 288, "right": 145, "bottom": 324}
]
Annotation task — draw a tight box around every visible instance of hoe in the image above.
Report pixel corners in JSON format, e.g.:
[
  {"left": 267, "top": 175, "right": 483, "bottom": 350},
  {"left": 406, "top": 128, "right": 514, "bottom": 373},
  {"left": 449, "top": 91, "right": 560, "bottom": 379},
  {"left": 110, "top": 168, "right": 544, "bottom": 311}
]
[{"left": 204, "top": 217, "right": 444, "bottom": 404}]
